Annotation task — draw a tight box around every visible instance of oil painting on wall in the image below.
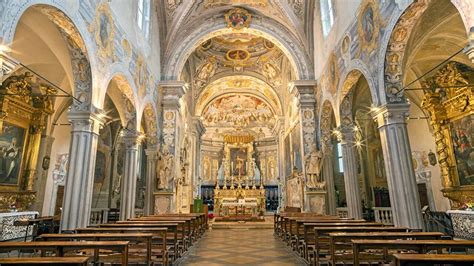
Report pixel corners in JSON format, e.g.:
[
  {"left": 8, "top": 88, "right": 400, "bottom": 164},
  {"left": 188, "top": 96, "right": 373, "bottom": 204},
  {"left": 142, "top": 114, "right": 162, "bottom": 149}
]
[
  {"left": 291, "top": 123, "right": 303, "bottom": 173},
  {"left": 451, "top": 114, "right": 474, "bottom": 186},
  {"left": 230, "top": 147, "right": 248, "bottom": 176},
  {"left": 0, "top": 122, "right": 26, "bottom": 185}
]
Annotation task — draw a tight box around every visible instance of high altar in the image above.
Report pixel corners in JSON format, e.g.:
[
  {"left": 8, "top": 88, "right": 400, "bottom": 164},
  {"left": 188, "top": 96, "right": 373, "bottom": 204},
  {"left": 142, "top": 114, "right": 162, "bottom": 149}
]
[{"left": 213, "top": 136, "right": 265, "bottom": 217}]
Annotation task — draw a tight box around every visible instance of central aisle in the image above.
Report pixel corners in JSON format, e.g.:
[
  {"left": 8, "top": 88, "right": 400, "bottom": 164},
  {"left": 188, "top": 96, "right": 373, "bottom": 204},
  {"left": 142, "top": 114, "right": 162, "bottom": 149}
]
[{"left": 179, "top": 229, "right": 307, "bottom": 265}]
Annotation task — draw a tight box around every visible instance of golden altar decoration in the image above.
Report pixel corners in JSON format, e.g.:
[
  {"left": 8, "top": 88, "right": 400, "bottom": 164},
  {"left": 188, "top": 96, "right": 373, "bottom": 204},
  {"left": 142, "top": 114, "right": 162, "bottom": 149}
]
[
  {"left": 214, "top": 135, "right": 265, "bottom": 216},
  {"left": 0, "top": 72, "right": 56, "bottom": 211},
  {"left": 421, "top": 62, "right": 474, "bottom": 207}
]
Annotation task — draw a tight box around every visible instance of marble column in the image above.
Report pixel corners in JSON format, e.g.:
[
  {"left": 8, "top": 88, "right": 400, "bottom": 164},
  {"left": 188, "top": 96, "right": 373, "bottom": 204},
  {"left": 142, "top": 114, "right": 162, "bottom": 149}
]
[
  {"left": 191, "top": 118, "right": 204, "bottom": 199},
  {"left": 158, "top": 81, "right": 185, "bottom": 212},
  {"left": 119, "top": 131, "right": 141, "bottom": 221},
  {"left": 34, "top": 135, "right": 55, "bottom": 213},
  {"left": 340, "top": 130, "right": 363, "bottom": 219},
  {"left": 373, "top": 103, "right": 423, "bottom": 229},
  {"left": 144, "top": 147, "right": 158, "bottom": 216},
  {"left": 321, "top": 148, "right": 337, "bottom": 215},
  {"left": 61, "top": 111, "right": 103, "bottom": 231}
]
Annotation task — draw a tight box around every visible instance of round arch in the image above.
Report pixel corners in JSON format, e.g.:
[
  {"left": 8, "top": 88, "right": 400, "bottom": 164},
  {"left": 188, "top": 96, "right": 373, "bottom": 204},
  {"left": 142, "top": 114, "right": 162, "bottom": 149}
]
[
  {"left": 163, "top": 18, "right": 313, "bottom": 81},
  {"left": 194, "top": 75, "right": 283, "bottom": 116},
  {"left": 337, "top": 60, "right": 378, "bottom": 106},
  {"left": 2, "top": 1, "right": 99, "bottom": 109}
]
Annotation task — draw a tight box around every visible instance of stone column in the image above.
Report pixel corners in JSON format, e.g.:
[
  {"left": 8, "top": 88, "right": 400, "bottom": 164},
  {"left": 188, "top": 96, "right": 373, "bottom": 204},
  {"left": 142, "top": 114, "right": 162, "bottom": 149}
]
[
  {"left": 144, "top": 147, "right": 158, "bottom": 216},
  {"left": 190, "top": 118, "right": 204, "bottom": 199},
  {"left": 119, "top": 131, "right": 141, "bottom": 220},
  {"left": 157, "top": 81, "right": 185, "bottom": 212},
  {"left": 34, "top": 135, "right": 55, "bottom": 213},
  {"left": 61, "top": 111, "right": 103, "bottom": 231},
  {"left": 373, "top": 103, "right": 423, "bottom": 229},
  {"left": 321, "top": 147, "right": 337, "bottom": 214},
  {"left": 340, "top": 129, "right": 363, "bottom": 219}
]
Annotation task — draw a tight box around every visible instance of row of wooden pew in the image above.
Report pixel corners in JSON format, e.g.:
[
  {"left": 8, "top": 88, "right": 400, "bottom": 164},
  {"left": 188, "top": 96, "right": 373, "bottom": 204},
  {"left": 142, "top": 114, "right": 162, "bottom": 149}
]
[
  {"left": 274, "top": 212, "right": 474, "bottom": 265},
  {"left": 0, "top": 213, "right": 207, "bottom": 265}
]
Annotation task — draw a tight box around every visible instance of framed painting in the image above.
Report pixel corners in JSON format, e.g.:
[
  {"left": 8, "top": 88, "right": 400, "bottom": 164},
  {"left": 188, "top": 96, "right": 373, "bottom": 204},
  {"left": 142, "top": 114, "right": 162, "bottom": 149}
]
[
  {"left": 230, "top": 147, "right": 248, "bottom": 176},
  {"left": 0, "top": 122, "right": 27, "bottom": 186},
  {"left": 450, "top": 114, "right": 474, "bottom": 186},
  {"left": 291, "top": 123, "right": 303, "bottom": 173}
]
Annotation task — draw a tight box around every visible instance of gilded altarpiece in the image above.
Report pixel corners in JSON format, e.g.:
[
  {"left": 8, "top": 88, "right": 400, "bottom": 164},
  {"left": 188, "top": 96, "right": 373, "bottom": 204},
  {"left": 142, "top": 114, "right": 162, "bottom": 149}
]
[
  {"left": 421, "top": 62, "right": 474, "bottom": 207},
  {"left": 0, "top": 72, "right": 55, "bottom": 211}
]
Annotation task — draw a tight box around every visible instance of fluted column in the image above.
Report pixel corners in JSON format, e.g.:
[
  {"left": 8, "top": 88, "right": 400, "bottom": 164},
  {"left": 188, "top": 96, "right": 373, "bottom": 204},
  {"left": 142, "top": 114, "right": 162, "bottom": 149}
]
[
  {"left": 373, "top": 104, "right": 423, "bottom": 229},
  {"left": 61, "top": 111, "right": 103, "bottom": 231},
  {"left": 322, "top": 147, "right": 336, "bottom": 214},
  {"left": 119, "top": 131, "right": 141, "bottom": 220},
  {"left": 191, "top": 118, "right": 204, "bottom": 199},
  {"left": 340, "top": 130, "right": 363, "bottom": 219},
  {"left": 144, "top": 147, "right": 158, "bottom": 216}
]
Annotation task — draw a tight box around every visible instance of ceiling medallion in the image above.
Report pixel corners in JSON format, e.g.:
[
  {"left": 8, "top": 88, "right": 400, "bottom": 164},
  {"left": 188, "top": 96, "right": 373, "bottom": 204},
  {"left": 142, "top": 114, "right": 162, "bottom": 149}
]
[
  {"left": 226, "top": 49, "right": 250, "bottom": 62},
  {"left": 225, "top": 8, "right": 252, "bottom": 30}
]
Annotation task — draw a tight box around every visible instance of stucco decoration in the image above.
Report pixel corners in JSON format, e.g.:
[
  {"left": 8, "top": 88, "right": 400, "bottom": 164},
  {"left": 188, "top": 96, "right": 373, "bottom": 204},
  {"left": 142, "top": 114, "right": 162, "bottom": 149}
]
[
  {"left": 204, "top": 0, "right": 268, "bottom": 8},
  {"left": 320, "top": 101, "right": 335, "bottom": 152},
  {"left": 134, "top": 54, "right": 149, "bottom": 99},
  {"left": 40, "top": 6, "right": 93, "bottom": 112},
  {"left": 384, "top": 0, "right": 431, "bottom": 103},
  {"left": 88, "top": 3, "right": 115, "bottom": 60},
  {"left": 339, "top": 70, "right": 362, "bottom": 104},
  {"left": 225, "top": 7, "right": 252, "bottom": 30},
  {"left": 143, "top": 104, "right": 158, "bottom": 144},
  {"left": 163, "top": 110, "right": 177, "bottom": 150}
]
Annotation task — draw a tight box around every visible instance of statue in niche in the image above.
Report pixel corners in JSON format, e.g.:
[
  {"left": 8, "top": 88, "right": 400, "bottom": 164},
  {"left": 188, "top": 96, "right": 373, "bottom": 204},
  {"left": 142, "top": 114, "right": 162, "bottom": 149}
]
[
  {"left": 113, "top": 174, "right": 122, "bottom": 207},
  {"left": 268, "top": 159, "right": 276, "bottom": 180},
  {"left": 156, "top": 145, "right": 174, "bottom": 190},
  {"left": 193, "top": 56, "right": 216, "bottom": 89},
  {"left": 305, "top": 144, "right": 324, "bottom": 189}
]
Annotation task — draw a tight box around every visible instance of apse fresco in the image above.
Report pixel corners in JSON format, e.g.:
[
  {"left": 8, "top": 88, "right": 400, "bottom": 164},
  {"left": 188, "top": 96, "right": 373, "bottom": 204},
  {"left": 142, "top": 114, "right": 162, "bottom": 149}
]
[{"left": 451, "top": 114, "right": 474, "bottom": 186}]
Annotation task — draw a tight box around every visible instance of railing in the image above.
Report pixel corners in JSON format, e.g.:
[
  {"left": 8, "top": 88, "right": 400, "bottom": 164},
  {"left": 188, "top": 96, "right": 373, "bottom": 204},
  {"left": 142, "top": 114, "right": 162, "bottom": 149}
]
[
  {"left": 336, "top": 207, "right": 348, "bottom": 218},
  {"left": 90, "top": 208, "right": 109, "bottom": 225},
  {"left": 373, "top": 207, "right": 394, "bottom": 225}
]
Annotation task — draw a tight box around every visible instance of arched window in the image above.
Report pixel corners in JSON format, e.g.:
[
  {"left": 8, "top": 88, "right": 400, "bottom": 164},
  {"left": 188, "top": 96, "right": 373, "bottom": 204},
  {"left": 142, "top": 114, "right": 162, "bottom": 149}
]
[
  {"left": 320, "top": 0, "right": 335, "bottom": 37},
  {"left": 137, "top": 0, "right": 151, "bottom": 39}
]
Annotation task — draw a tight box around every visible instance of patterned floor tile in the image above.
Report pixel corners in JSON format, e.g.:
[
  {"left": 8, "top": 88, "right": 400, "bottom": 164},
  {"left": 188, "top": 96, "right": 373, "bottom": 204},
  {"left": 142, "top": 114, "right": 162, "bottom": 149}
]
[{"left": 179, "top": 229, "right": 307, "bottom": 265}]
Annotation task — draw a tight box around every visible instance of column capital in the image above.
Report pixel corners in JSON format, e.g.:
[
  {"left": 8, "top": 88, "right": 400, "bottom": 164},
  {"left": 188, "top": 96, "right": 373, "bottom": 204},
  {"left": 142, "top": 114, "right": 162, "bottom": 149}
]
[
  {"left": 145, "top": 147, "right": 158, "bottom": 159},
  {"left": 159, "top": 80, "right": 185, "bottom": 110},
  {"left": 372, "top": 103, "right": 410, "bottom": 128},
  {"left": 290, "top": 80, "right": 317, "bottom": 107},
  {"left": 122, "top": 130, "right": 143, "bottom": 149},
  {"left": 68, "top": 108, "right": 105, "bottom": 134}
]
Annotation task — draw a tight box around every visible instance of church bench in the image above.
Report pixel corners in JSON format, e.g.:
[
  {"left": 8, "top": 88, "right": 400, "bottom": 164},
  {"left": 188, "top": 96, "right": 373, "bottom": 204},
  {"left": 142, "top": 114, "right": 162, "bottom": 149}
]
[
  {"left": 280, "top": 215, "right": 341, "bottom": 242},
  {"left": 311, "top": 226, "right": 408, "bottom": 265},
  {"left": 116, "top": 221, "right": 186, "bottom": 258},
  {"left": 139, "top": 215, "right": 203, "bottom": 237},
  {"left": 392, "top": 253, "right": 474, "bottom": 266},
  {"left": 130, "top": 217, "right": 197, "bottom": 243},
  {"left": 351, "top": 239, "right": 474, "bottom": 266},
  {"left": 328, "top": 232, "right": 444, "bottom": 266},
  {"left": 125, "top": 219, "right": 193, "bottom": 251},
  {"left": 37, "top": 233, "right": 163, "bottom": 266},
  {"left": 299, "top": 222, "right": 381, "bottom": 261},
  {"left": 0, "top": 240, "right": 129, "bottom": 265},
  {"left": 0, "top": 256, "right": 90, "bottom": 265},
  {"left": 93, "top": 223, "right": 182, "bottom": 260}
]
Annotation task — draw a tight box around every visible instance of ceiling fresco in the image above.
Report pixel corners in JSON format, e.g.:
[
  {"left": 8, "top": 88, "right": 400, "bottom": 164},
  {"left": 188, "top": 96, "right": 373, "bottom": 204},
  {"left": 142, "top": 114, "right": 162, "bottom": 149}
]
[{"left": 201, "top": 94, "right": 275, "bottom": 130}]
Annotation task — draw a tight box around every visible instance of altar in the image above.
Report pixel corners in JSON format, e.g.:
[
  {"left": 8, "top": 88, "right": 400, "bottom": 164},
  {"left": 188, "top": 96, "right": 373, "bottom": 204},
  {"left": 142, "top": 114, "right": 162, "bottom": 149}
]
[{"left": 213, "top": 135, "right": 266, "bottom": 217}]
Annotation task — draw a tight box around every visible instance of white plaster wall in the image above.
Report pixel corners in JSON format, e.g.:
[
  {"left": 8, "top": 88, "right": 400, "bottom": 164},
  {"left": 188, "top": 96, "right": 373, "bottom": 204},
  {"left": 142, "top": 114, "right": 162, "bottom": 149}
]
[
  {"left": 109, "top": 0, "right": 161, "bottom": 78},
  {"left": 42, "top": 111, "right": 71, "bottom": 216},
  {"left": 407, "top": 104, "right": 451, "bottom": 211},
  {"left": 313, "top": 0, "right": 361, "bottom": 78}
]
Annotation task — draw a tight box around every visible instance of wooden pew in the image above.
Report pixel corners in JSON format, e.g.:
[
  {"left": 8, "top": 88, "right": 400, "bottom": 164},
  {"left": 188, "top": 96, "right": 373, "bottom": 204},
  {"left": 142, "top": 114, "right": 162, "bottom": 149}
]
[
  {"left": 131, "top": 216, "right": 198, "bottom": 242},
  {"left": 0, "top": 241, "right": 129, "bottom": 265},
  {"left": 76, "top": 227, "right": 171, "bottom": 263},
  {"left": 392, "top": 254, "right": 474, "bottom": 266},
  {"left": 114, "top": 221, "right": 185, "bottom": 259},
  {"left": 38, "top": 233, "right": 158, "bottom": 266},
  {"left": 301, "top": 222, "right": 381, "bottom": 262},
  {"left": 0, "top": 257, "right": 90, "bottom": 265},
  {"left": 352, "top": 239, "right": 474, "bottom": 266},
  {"left": 312, "top": 227, "right": 408, "bottom": 265},
  {"left": 328, "top": 232, "right": 444, "bottom": 265}
]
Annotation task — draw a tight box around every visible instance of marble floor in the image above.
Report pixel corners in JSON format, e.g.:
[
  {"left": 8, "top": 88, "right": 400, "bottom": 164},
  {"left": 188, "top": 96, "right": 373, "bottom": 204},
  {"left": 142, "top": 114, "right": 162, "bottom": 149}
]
[{"left": 178, "top": 229, "right": 307, "bottom": 266}]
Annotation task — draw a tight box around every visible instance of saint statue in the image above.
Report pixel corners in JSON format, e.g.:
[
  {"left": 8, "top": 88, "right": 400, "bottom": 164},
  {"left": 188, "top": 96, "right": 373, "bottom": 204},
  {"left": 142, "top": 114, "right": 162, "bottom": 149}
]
[
  {"left": 156, "top": 145, "right": 174, "bottom": 190},
  {"left": 305, "top": 144, "right": 324, "bottom": 189}
]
